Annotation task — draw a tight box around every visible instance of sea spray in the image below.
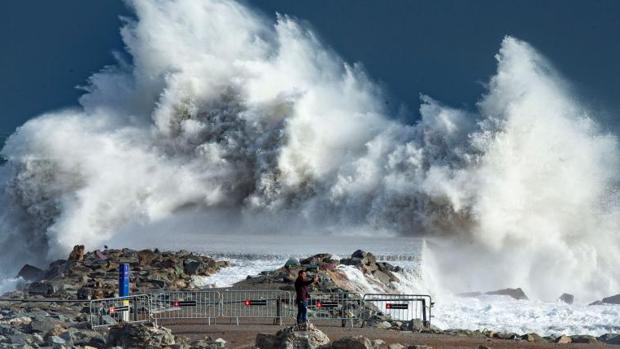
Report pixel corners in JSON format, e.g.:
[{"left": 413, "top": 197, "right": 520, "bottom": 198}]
[{"left": 0, "top": 0, "right": 618, "bottom": 302}]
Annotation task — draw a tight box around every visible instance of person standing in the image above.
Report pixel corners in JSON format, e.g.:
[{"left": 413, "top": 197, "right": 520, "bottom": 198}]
[{"left": 295, "top": 269, "right": 317, "bottom": 330}]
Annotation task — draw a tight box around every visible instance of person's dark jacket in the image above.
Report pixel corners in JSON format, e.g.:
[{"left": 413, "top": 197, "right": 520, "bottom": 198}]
[{"left": 295, "top": 276, "right": 313, "bottom": 302}]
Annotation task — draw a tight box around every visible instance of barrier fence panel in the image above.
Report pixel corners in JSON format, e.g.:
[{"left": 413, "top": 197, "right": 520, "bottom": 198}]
[
  {"left": 307, "top": 292, "right": 363, "bottom": 327},
  {"left": 150, "top": 290, "right": 221, "bottom": 324},
  {"left": 362, "top": 294, "right": 432, "bottom": 327},
  {"left": 89, "top": 294, "right": 151, "bottom": 328},
  {"left": 220, "top": 290, "right": 292, "bottom": 325}
]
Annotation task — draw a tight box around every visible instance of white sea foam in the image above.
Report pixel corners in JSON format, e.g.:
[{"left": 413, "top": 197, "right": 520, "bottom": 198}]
[{"left": 431, "top": 295, "right": 620, "bottom": 337}]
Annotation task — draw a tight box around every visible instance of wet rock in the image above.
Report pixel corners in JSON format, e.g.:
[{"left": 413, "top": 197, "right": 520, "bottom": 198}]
[
  {"left": 43, "top": 260, "right": 68, "bottom": 280},
  {"left": 599, "top": 333, "right": 620, "bottom": 344},
  {"left": 521, "top": 333, "right": 544, "bottom": 342},
  {"left": 301, "top": 254, "right": 336, "bottom": 266},
  {"left": 555, "top": 335, "right": 572, "bottom": 344},
  {"left": 485, "top": 288, "right": 528, "bottom": 300},
  {"left": 17, "top": 264, "right": 45, "bottom": 282},
  {"left": 571, "top": 335, "right": 598, "bottom": 344},
  {"left": 183, "top": 258, "right": 202, "bottom": 275},
  {"left": 284, "top": 258, "right": 300, "bottom": 268},
  {"left": 493, "top": 332, "right": 518, "bottom": 340},
  {"left": 331, "top": 335, "right": 373, "bottom": 349},
  {"left": 558, "top": 293, "right": 574, "bottom": 304},
  {"left": 27, "top": 281, "right": 57, "bottom": 296},
  {"left": 601, "top": 293, "right": 620, "bottom": 304}
]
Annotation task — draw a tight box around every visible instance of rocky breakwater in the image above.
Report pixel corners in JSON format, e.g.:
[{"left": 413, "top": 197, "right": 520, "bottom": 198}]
[
  {"left": 235, "top": 250, "right": 421, "bottom": 331},
  {"left": 0, "top": 246, "right": 231, "bottom": 348},
  {"left": 9, "top": 245, "right": 229, "bottom": 300},
  {"left": 234, "top": 250, "right": 401, "bottom": 294}
]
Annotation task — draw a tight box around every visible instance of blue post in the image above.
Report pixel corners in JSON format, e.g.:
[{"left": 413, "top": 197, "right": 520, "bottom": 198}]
[{"left": 119, "top": 263, "right": 130, "bottom": 297}]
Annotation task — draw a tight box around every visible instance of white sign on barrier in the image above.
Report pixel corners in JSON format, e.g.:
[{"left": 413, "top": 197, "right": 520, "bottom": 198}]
[{"left": 362, "top": 293, "right": 432, "bottom": 327}]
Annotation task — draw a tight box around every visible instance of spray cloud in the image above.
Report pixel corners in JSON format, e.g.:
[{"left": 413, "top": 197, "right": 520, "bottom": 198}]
[{"left": 1, "top": 0, "right": 619, "bottom": 301}]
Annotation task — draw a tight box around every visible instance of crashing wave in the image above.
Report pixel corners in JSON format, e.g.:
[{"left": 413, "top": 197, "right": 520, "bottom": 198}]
[{"left": 1, "top": 0, "right": 619, "bottom": 301}]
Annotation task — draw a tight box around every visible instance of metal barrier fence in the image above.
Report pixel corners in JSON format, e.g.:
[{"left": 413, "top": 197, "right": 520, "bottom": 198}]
[
  {"left": 150, "top": 290, "right": 221, "bottom": 325},
  {"left": 89, "top": 294, "right": 151, "bottom": 328},
  {"left": 220, "top": 290, "right": 293, "bottom": 325},
  {"left": 307, "top": 292, "right": 364, "bottom": 327},
  {"left": 362, "top": 294, "right": 432, "bottom": 327},
  {"left": 87, "top": 291, "right": 432, "bottom": 329}
]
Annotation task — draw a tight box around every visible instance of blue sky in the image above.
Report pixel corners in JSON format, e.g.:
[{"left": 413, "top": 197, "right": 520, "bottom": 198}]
[{"left": 1, "top": 0, "right": 619, "bottom": 136}]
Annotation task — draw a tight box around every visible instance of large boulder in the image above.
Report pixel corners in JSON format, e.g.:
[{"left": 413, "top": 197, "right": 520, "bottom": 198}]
[
  {"left": 485, "top": 288, "right": 528, "bottom": 300},
  {"left": 559, "top": 293, "right": 574, "bottom": 304},
  {"left": 255, "top": 326, "right": 330, "bottom": 349},
  {"left": 301, "top": 254, "right": 336, "bottom": 266},
  {"left": 137, "top": 249, "right": 157, "bottom": 266},
  {"left": 340, "top": 250, "right": 398, "bottom": 286},
  {"left": 284, "top": 258, "right": 301, "bottom": 268},
  {"left": 599, "top": 333, "right": 620, "bottom": 345},
  {"left": 331, "top": 336, "right": 374, "bottom": 349},
  {"left": 601, "top": 294, "right": 620, "bottom": 304},
  {"left": 107, "top": 323, "right": 176, "bottom": 348},
  {"left": 571, "top": 335, "right": 598, "bottom": 344},
  {"left": 61, "top": 328, "right": 106, "bottom": 348},
  {"left": 16, "top": 264, "right": 44, "bottom": 282},
  {"left": 27, "top": 281, "right": 57, "bottom": 296},
  {"left": 183, "top": 258, "right": 202, "bottom": 275},
  {"left": 44, "top": 260, "right": 68, "bottom": 280},
  {"left": 68, "top": 245, "right": 85, "bottom": 262}
]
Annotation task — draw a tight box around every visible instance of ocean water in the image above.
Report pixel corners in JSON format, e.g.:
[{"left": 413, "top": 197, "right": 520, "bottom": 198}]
[{"left": 107, "top": 233, "right": 620, "bottom": 337}]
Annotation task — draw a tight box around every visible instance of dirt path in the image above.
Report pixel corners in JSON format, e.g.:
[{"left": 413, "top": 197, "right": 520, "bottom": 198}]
[{"left": 163, "top": 320, "right": 612, "bottom": 349}]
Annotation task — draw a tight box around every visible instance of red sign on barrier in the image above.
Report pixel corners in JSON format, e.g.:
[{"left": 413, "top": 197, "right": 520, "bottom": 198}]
[
  {"left": 244, "top": 299, "right": 267, "bottom": 306},
  {"left": 386, "top": 303, "right": 408, "bottom": 310},
  {"left": 316, "top": 301, "right": 338, "bottom": 308},
  {"left": 109, "top": 306, "right": 129, "bottom": 313},
  {"left": 171, "top": 300, "right": 197, "bottom": 307}
]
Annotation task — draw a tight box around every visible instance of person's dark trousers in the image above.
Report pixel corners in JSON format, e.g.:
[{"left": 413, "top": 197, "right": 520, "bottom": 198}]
[{"left": 297, "top": 300, "right": 308, "bottom": 324}]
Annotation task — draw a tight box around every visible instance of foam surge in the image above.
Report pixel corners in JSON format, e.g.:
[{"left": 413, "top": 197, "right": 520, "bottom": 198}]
[{"left": 0, "top": 0, "right": 619, "bottom": 302}]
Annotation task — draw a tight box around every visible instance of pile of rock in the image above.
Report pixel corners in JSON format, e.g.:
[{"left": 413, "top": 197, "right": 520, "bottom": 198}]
[
  {"left": 235, "top": 250, "right": 401, "bottom": 294},
  {"left": 11, "top": 245, "right": 229, "bottom": 300},
  {"left": 0, "top": 305, "right": 226, "bottom": 349},
  {"left": 0, "top": 305, "right": 105, "bottom": 348},
  {"left": 340, "top": 250, "right": 401, "bottom": 287}
]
